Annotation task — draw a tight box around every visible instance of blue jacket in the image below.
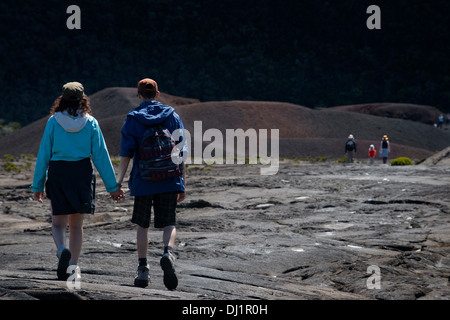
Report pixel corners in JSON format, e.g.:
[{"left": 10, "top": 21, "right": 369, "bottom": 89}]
[
  {"left": 31, "top": 112, "right": 119, "bottom": 193},
  {"left": 120, "top": 100, "right": 187, "bottom": 196}
]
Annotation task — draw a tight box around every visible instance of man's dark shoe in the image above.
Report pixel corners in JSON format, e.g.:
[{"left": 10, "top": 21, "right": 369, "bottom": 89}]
[
  {"left": 134, "top": 264, "right": 150, "bottom": 288},
  {"left": 160, "top": 251, "right": 178, "bottom": 290}
]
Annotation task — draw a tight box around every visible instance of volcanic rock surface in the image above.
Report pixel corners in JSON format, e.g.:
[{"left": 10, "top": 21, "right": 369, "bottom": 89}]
[{"left": 0, "top": 159, "right": 449, "bottom": 300}]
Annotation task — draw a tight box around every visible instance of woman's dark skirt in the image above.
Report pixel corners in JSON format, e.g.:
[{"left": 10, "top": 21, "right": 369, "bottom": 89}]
[{"left": 45, "top": 158, "right": 96, "bottom": 215}]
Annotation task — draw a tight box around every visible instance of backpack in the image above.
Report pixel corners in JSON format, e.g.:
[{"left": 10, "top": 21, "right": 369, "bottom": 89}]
[
  {"left": 346, "top": 140, "right": 354, "bottom": 151},
  {"left": 138, "top": 121, "right": 182, "bottom": 181}
]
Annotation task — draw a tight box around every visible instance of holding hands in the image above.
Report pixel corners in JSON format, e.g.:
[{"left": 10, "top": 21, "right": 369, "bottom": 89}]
[{"left": 110, "top": 187, "right": 125, "bottom": 201}]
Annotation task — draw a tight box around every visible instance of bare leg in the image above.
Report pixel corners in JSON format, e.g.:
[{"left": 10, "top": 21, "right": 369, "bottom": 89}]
[
  {"left": 52, "top": 214, "right": 72, "bottom": 280},
  {"left": 68, "top": 214, "right": 84, "bottom": 264},
  {"left": 137, "top": 226, "right": 149, "bottom": 259},
  {"left": 52, "top": 215, "right": 68, "bottom": 248},
  {"left": 163, "top": 225, "right": 176, "bottom": 249},
  {"left": 161, "top": 225, "right": 178, "bottom": 290}
]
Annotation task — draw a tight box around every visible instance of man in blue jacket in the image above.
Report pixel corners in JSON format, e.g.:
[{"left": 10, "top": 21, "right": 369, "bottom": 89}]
[{"left": 117, "top": 78, "right": 187, "bottom": 290}]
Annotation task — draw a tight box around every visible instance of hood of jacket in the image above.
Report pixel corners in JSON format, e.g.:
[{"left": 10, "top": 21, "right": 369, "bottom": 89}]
[
  {"left": 128, "top": 101, "right": 174, "bottom": 125},
  {"left": 54, "top": 110, "right": 92, "bottom": 133}
]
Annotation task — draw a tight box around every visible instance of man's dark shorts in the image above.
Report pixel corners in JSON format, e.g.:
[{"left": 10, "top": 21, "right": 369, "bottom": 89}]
[{"left": 132, "top": 191, "right": 178, "bottom": 228}]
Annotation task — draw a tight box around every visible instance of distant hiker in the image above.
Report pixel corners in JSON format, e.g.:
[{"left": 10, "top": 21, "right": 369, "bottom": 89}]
[
  {"left": 437, "top": 114, "right": 444, "bottom": 129},
  {"left": 31, "top": 82, "right": 124, "bottom": 282},
  {"left": 380, "top": 135, "right": 390, "bottom": 164},
  {"left": 345, "top": 134, "right": 357, "bottom": 163},
  {"left": 117, "top": 78, "right": 187, "bottom": 290},
  {"left": 368, "top": 144, "right": 376, "bottom": 165}
]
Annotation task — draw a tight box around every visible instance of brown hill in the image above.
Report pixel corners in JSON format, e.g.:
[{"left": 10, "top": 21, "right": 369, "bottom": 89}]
[
  {"left": 169, "top": 101, "right": 448, "bottom": 161},
  {"left": 330, "top": 103, "right": 443, "bottom": 125},
  {"left": 89, "top": 87, "right": 200, "bottom": 120},
  {"left": 0, "top": 88, "right": 200, "bottom": 158},
  {"left": 1, "top": 88, "right": 449, "bottom": 162}
]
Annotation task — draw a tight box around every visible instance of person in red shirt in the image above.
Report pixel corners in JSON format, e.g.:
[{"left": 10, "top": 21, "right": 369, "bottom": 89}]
[{"left": 368, "top": 144, "right": 377, "bottom": 165}]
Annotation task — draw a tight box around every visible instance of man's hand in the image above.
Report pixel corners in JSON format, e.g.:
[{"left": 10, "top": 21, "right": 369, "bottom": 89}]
[{"left": 177, "top": 192, "right": 185, "bottom": 203}]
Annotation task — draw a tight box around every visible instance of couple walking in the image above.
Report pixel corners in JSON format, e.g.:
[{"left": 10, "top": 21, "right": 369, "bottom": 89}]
[{"left": 30, "top": 79, "right": 186, "bottom": 290}]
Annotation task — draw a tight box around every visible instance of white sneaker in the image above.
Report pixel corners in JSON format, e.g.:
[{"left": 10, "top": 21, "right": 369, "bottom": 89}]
[{"left": 66, "top": 265, "right": 81, "bottom": 290}]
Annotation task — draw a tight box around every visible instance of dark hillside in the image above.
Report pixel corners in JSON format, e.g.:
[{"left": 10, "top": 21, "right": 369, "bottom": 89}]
[
  {"left": 0, "top": 0, "right": 449, "bottom": 127},
  {"left": 330, "top": 103, "right": 444, "bottom": 126}
]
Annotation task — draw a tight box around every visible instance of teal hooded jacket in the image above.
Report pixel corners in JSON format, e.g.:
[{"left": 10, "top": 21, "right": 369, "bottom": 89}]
[{"left": 31, "top": 111, "right": 118, "bottom": 193}]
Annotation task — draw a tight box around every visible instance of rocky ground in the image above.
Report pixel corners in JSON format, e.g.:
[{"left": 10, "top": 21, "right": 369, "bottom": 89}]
[{"left": 0, "top": 159, "right": 449, "bottom": 301}]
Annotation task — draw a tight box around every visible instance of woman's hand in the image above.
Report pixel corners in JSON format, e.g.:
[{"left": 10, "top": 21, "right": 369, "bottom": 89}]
[{"left": 33, "top": 192, "right": 44, "bottom": 203}]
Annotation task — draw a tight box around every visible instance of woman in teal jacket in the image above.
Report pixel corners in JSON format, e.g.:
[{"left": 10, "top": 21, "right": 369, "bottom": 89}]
[{"left": 31, "top": 82, "right": 123, "bottom": 281}]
